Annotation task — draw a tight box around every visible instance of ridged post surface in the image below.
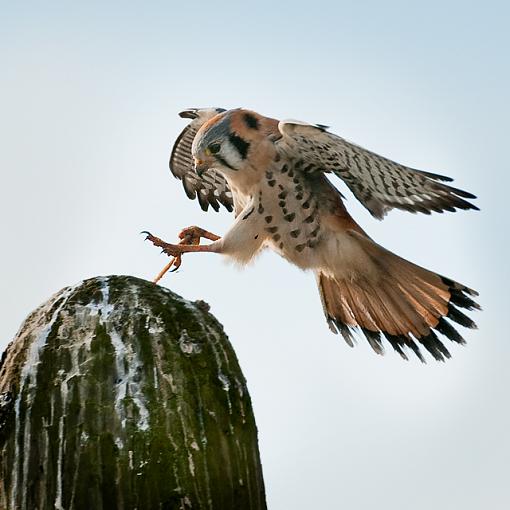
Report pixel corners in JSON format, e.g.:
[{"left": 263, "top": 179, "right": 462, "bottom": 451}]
[{"left": 0, "top": 275, "right": 266, "bottom": 510}]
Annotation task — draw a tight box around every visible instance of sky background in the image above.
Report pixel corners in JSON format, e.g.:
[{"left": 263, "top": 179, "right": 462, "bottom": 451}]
[{"left": 1, "top": 1, "right": 509, "bottom": 508}]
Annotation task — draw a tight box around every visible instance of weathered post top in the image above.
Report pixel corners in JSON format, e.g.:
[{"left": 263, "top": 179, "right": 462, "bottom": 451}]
[{"left": 0, "top": 275, "right": 266, "bottom": 510}]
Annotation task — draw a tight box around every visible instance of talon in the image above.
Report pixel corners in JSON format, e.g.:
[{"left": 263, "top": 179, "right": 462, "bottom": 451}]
[
  {"left": 145, "top": 225, "right": 218, "bottom": 283},
  {"left": 170, "top": 257, "right": 182, "bottom": 272},
  {"left": 153, "top": 255, "right": 182, "bottom": 284}
]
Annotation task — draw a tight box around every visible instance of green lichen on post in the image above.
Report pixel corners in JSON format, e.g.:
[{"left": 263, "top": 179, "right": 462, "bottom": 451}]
[{"left": 0, "top": 276, "right": 266, "bottom": 510}]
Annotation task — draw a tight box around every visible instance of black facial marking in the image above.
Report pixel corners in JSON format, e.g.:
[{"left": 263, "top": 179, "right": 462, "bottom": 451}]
[
  {"left": 284, "top": 212, "right": 296, "bottom": 222},
  {"left": 243, "top": 112, "right": 260, "bottom": 130},
  {"left": 254, "top": 234, "right": 259, "bottom": 239},
  {"left": 228, "top": 133, "right": 250, "bottom": 159},
  {"left": 265, "top": 215, "right": 273, "bottom": 223}
]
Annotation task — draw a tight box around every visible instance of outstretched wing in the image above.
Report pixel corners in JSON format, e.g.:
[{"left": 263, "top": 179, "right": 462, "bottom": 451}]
[
  {"left": 170, "top": 108, "right": 233, "bottom": 212},
  {"left": 277, "top": 120, "right": 478, "bottom": 219}
]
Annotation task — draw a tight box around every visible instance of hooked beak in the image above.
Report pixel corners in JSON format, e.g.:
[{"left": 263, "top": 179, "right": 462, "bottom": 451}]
[{"left": 194, "top": 158, "right": 208, "bottom": 177}]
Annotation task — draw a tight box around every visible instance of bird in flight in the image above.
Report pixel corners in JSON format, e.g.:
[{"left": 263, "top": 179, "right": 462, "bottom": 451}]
[{"left": 143, "top": 107, "right": 480, "bottom": 361}]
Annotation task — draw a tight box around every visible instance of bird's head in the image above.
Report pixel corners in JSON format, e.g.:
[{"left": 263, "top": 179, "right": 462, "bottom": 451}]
[{"left": 192, "top": 109, "right": 278, "bottom": 177}]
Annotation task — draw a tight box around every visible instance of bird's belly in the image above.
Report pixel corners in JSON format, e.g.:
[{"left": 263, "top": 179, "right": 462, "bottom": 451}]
[
  {"left": 265, "top": 222, "right": 373, "bottom": 279},
  {"left": 257, "top": 181, "right": 323, "bottom": 269},
  {"left": 264, "top": 223, "right": 324, "bottom": 270}
]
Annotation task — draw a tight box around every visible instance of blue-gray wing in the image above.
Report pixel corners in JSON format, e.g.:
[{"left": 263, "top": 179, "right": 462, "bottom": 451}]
[
  {"left": 170, "top": 108, "right": 233, "bottom": 212},
  {"left": 277, "top": 120, "right": 478, "bottom": 219}
]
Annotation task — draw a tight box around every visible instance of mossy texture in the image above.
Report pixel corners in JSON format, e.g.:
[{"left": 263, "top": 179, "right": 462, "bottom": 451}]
[{"left": 0, "top": 276, "right": 266, "bottom": 510}]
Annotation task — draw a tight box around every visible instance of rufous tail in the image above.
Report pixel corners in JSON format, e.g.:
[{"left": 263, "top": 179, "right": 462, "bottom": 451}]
[{"left": 316, "top": 231, "right": 479, "bottom": 362}]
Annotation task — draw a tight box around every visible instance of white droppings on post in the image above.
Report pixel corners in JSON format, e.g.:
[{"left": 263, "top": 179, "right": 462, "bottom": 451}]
[
  {"left": 10, "top": 283, "right": 78, "bottom": 510},
  {"left": 4, "top": 276, "right": 263, "bottom": 509},
  {"left": 179, "top": 330, "right": 202, "bottom": 355},
  {"left": 153, "top": 366, "right": 159, "bottom": 390},
  {"left": 218, "top": 373, "right": 230, "bottom": 392},
  {"left": 191, "top": 372, "right": 212, "bottom": 504},
  {"left": 235, "top": 378, "right": 246, "bottom": 424},
  {"left": 188, "top": 451, "right": 195, "bottom": 477},
  {"left": 217, "top": 372, "right": 232, "bottom": 415},
  {"left": 162, "top": 372, "right": 177, "bottom": 393},
  {"left": 98, "top": 278, "right": 150, "bottom": 433},
  {"left": 204, "top": 326, "right": 233, "bottom": 416},
  {"left": 54, "top": 409, "right": 65, "bottom": 510}
]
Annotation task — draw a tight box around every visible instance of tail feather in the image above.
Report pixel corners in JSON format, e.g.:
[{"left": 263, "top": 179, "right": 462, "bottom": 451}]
[
  {"left": 316, "top": 230, "right": 479, "bottom": 362},
  {"left": 435, "top": 317, "right": 466, "bottom": 345},
  {"left": 418, "top": 330, "right": 451, "bottom": 362}
]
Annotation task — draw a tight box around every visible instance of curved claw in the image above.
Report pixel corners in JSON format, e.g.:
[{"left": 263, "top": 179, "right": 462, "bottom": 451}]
[
  {"left": 169, "top": 263, "right": 180, "bottom": 273},
  {"left": 170, "top": 255, "right": 182, "bottom": 272},
  {"left": 153, "top": 255, "right": 182, "bottom": 284},
  {"left": 147, "top": 226, "right": 212, "bottom": 283}
]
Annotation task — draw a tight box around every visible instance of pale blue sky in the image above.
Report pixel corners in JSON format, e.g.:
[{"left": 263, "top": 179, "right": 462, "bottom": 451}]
[{"left": 1, "top": 1, "right": 509, "bottom": 508}]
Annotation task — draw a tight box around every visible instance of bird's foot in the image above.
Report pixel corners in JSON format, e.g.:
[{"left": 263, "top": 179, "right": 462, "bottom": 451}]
[
  {"left": 142, "top": 231, "right": 186, "bottom": 258},
  {"left": 178, "top": 225, "right": 221, "bottom": 242},
  {"left": 142, "top": 231, "right": 188, "bottom": 282},
  {"left": 142, "top": 226, "right": 220, "bottom": 284}
]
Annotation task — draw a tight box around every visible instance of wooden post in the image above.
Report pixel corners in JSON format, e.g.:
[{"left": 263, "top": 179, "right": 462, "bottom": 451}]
[{"left": 0, "top": 276, "right": 266, "bottom": 510}]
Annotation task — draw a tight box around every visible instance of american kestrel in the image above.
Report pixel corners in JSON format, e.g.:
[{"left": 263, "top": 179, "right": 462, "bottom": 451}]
[{"left": 144, "top": 108, "right": 480, "bottom": 361}]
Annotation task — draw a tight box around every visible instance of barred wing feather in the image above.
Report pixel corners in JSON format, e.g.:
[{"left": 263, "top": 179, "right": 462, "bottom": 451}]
[
  {"left": 277, "top": 120, "right": 478, "bottom": 219},
  {"left": 170, "top": 108, "right": 233, "bottom": 212}
]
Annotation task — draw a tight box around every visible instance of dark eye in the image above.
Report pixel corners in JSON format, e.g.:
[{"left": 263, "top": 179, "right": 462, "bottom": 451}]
[{"left": 209, "top": 143, "right": 221, "bottom": 154}]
